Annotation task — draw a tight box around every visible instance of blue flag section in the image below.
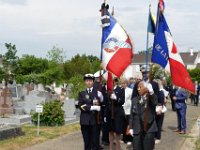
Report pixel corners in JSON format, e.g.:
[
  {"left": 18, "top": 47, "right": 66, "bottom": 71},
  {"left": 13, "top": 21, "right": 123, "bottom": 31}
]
[{"left": 151, "top": 14, "right": 169, "bottom": 68}]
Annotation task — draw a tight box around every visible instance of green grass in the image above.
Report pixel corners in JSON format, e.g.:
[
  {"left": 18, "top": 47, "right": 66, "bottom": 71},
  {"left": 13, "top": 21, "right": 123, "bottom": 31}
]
[
  {"left": 179, "top": 134, "right": 193, "bottom": 138},
  {"left": 0, "top": 123, "right": 80, "bottom": 150},
  {"left": 196, "top": 138, "right": 200, "bottom": 150}
]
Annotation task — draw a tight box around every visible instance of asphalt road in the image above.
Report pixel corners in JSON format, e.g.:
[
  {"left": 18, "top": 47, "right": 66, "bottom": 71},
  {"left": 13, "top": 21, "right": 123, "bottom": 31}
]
[{"left": 24, "top": 103, "right": 200, "bottom": 150}]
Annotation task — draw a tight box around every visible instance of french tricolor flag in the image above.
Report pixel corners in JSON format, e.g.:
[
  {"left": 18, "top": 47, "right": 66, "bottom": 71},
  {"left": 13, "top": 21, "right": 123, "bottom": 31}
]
[
  {"left": 152, "top": 2, "right": 195, "bottom": 93},
  {"left": 101, "top": 5, "right": 133, "bottom": 78}
]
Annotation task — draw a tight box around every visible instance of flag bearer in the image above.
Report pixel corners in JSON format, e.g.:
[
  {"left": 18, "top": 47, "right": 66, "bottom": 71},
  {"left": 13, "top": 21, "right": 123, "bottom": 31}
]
[
  {"left": 129, "top": 81, "right": 158, "bottom": 150},
  {"left": 106, "top": 78, "right": 125, "bottom": 150},
  {"left": 78, "top": 74, "right": 103, "bottom": 150}
]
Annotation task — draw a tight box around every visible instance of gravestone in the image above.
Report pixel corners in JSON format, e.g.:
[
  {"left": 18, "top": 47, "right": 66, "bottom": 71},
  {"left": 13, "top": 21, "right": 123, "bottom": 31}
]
[
  {"left": 17, "top": 85, "right": 22, "bottom": 99},
  {"left": 34, "top": 84, "right": 38, "bottom": 91},
  {"left": 10, "top": 86, "right": 18, "bottom": 98},
  {"left": 0, "top": 87, "right": 13, "bottom": 116},
  {"left": 0, "top": 125, "right": 24, "bottom": 140},
  {"left": 38, "top": 84, "right": 44, "bottom": 91},
  {"left": 23, "top": 90, "right": 46, "bottom": 114},
  {"left": 0, "top": 115, "right": 31, "bottom": 125},
  {"left": 63, "top": 99, "right": 77, "bottom": 124}
]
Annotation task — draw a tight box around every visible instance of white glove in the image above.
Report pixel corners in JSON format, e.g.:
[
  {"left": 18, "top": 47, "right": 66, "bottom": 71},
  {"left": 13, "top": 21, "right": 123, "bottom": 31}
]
[
  {"left": 110, "top": 93, "right": 117, "bottom": 100},
  {"left": 145, "top": 83, "right": 154, "bottom": 95},
  {"left": 90, "top": 106, "right": 101, "bottom": 111},
  {"left": 104, "top": 117, "right": 107, "bottom": 123},
  {"left": 97, "top": 91, "right": 103, "bottom": 102},
  {"left": 129, "top": 129, "right": 134, "bottom": 136}
]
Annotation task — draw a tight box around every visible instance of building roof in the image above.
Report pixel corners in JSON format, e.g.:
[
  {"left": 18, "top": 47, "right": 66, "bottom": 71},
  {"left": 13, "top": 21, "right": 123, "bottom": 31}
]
[{"left": 133, "top": 52, "right": 199, "bottom": 65}]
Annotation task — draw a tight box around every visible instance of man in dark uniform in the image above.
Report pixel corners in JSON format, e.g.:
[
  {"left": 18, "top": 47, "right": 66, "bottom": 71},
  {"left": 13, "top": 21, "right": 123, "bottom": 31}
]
[
  {"left": 129, "top": 81, "right": 158, "bottom": 150},
  {"left": 93, "top": 73, "right": 104, "bottom": 149},
  {"left": 101, "top": 83, "right": 110, "bottom": 146},
  {"left": 78, "top": 74, "right": 103, "bottom": 150}
]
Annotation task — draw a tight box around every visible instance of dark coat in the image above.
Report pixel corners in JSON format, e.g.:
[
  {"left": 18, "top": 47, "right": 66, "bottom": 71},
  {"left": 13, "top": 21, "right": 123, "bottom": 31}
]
[
  {"left": 78, "top": 87, "right": 99, "bottom": 125},
  {"left": 110, "top": 86, "right": 125, "bottom": 118},
  {"left": 169, "top": 85, "right": 177, "bottom": 99},
  {"left": 158, "top": 90, "right": 165, "bottom": 106},
  {"left": 129, "top": 94, "right": 158, "bottom": 135}
]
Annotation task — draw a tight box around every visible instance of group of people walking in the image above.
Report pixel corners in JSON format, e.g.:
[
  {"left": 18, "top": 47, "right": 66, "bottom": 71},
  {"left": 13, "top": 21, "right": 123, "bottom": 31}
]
[{"left": 78, "top": 68, "right": 194, "bottom": 150}]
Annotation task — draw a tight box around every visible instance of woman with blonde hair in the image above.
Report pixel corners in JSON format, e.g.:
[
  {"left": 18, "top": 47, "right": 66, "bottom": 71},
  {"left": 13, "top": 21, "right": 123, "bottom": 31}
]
[{"left": 120, "top": 78, "right": 133, "bottom": 145}]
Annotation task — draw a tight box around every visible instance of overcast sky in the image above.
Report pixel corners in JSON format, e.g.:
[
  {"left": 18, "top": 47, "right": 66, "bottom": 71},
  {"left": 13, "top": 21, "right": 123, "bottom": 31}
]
[{"left": 0, "top": 0, "right": 199, "bottom": 59}]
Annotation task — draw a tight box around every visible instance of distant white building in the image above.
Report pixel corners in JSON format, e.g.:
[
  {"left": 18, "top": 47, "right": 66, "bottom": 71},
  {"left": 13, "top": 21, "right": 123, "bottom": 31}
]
[{"left": 131, "top": 50, "right": 200, "bottom": 74}]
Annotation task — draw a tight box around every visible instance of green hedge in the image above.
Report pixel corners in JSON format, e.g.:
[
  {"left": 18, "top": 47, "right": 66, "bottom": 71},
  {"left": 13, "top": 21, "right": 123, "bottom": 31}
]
[{"left": 31, "top": 100, "right": 65, "bottom": 126}]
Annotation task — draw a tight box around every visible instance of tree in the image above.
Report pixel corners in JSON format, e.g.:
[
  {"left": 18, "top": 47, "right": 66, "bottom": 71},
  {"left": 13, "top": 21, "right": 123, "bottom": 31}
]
[
  {"left": 17, "top": 55, "right": 49, "bottom": 75},
  {"left": 151, "top": 64, "right": 171, "bottom": 84},
  {"left": 0, "top": 67, "right": 4, "bottom": 81},
  {"left": 87, "top": 55, "right": 101, "bottom": 73},
  {"left": 2, "top": 43, "right": 19, "bottom": 81},
  {"left": 3, "top": 43, "right": 18, "bottom": 62},
  {"left": 16, "top": 55, "right": 64, "bottom": 85},
  {"left": 47, "top": 46, "right": 66, "bottom": 64},
  {"left": 38, "top": 66, "right": 64, "bottom": 85},
  {"left": 68, "top": 74, "right": 85, "bottom": 99},
  {"left": 188, "top": 68, "right": 200, "bottom": 83},
  {"left": 63, "top": 54, "right": 91, "bottom": 80},
  {"left": 63, "top": 54, "right": 100, "bottom": 80}
]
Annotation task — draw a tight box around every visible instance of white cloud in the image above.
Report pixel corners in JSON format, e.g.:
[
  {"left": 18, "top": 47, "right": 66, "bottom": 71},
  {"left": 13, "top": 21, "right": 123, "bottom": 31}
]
[{"left": 0, "top": 0, "right": 199, "bottom": 59}]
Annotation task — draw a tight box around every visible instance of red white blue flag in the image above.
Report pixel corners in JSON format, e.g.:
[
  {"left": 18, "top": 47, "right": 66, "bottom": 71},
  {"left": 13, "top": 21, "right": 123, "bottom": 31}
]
[
  {"left": 152, "top": 2, "right": 195, "bottom": 93},
  {"left": 101, "top": 5, "right": 133, "bottom": 78},
  {"left": 159, "top": 0, "right": 165, "bottom": 12}
]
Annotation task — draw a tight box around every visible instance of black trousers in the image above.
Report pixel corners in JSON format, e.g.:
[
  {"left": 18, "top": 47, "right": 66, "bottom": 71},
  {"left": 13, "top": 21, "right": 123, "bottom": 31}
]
[
  {"left": 170, "top": 97, "right": 176, "bottom": 111},
  {"left": 155, "top": 113, "right": 164, "bottom": 139},
  {"left": 194, "top": 95, "right": 199, "bottom": 106},
  {"left": 102, "top": 121, "right": 109, "bottom": 143},
  {"left": 123, "top": 115, "right": 133, "bottom": 143},
  {"left": 81, "top": 125, "right": 98, "bottom": 150},
  {"left": 96, "top": 124, "right": 101, "bottom": 147},
  {"left": 190, "top": 94, "right": 195, "bottom": 104},
  {"left": 133, "top": 133, "right": 155, "bottom": 150}
]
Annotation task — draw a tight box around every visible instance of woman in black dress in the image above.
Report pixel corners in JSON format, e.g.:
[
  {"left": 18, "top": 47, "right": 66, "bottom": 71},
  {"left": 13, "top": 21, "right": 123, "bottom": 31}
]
[{"left": 106, "top": 78, "right": 125, "bottom": 150}]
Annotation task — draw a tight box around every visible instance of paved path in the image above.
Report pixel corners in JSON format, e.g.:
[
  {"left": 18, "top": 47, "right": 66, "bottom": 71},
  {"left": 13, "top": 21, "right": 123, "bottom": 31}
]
[{"left": 24, "top": 103, "right": 200, "bottom": 150}]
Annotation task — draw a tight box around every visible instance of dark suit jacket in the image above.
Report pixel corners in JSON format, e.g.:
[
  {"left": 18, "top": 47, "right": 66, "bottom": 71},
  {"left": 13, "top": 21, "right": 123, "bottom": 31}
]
[
  {"left": 112, "top": 86, "right": 125, "bottom": 118},
  {"left": 169, "top": 85, "right": 177, "bottom": 99},
  {"left": 105, "top": 86, "right": 125, "bottom": 119},
  {"left": 78, "top": 87, "right": 98, "bottom": 125},
  {"left": 129, "top": 94, "right": 158, "bottom": 135}
]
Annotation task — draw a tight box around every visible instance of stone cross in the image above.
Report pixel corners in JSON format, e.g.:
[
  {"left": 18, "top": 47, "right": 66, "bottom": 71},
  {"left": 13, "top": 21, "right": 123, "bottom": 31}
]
[{"left": 1, "top": 87, "right": 11, "bottom": 108}]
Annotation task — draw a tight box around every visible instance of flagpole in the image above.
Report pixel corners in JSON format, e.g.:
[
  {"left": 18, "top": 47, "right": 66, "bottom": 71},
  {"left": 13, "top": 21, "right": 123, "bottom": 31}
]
[{"left": 145, "top": 4, "right": 151, "bottom": 79}]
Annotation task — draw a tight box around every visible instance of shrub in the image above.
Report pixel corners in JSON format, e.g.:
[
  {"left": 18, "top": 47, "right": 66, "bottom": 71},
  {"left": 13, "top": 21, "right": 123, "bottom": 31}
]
[{"left": 31, "top": 100, "right": 65, "bottom": 126}]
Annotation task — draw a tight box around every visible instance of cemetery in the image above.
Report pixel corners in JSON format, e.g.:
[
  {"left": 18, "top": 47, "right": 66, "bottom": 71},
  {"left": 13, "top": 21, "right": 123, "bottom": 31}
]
[{"left": 0, "top": 79, "right": 78, "bottom": 141}]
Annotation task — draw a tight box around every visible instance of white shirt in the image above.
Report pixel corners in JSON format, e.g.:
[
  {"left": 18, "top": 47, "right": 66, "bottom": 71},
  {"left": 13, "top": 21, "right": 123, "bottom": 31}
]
[
  {"left": 123, "top": 87, "right": 133, "bottom": 115},
  {"left": 87, "top": 87, "right": 93, "bottom": 93}
]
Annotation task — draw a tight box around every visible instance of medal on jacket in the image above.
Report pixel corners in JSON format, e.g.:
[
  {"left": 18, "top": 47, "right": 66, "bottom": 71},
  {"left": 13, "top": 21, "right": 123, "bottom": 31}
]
[
  {"left": 85, "top": 94, "right": 90, "bottom": 99},
  {"left": 93, "top": 97, "right": 98, "bottom": 106}
]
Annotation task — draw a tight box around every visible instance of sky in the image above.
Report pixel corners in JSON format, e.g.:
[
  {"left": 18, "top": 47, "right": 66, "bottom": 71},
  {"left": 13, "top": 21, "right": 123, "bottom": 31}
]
[{"left": 0, "top": 0, "right": 199, "bottom": 60}]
